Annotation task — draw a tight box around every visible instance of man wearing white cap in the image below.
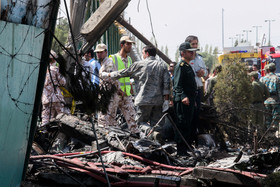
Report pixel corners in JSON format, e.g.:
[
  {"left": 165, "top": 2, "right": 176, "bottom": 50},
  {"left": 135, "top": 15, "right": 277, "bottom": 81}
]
[
  {"left": 101, "top": 36, "right": 138, "bottom": 133},
  {"left": 97, "top": 42, "right": 139, "bottom": 133},
  {"left": 41, "top": 50, "right": 68, "bottom": 125},
  {"left": 95, "top": 44, "right": 120, "bottom": 126}
]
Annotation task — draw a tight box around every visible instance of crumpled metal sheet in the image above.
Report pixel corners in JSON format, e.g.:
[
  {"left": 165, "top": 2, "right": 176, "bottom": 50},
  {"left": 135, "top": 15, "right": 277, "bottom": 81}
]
[{"left": 1, "top": 0, "right": 53, "bottom": 28}]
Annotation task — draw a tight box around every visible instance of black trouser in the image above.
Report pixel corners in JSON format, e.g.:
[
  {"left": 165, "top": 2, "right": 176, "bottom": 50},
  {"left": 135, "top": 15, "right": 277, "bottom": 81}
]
[
  {"left": 191, "top": 87, "right": 203, "bottom": 142},
  {"left": 174, "top": 97, "right": 195, "bottom": 144}
]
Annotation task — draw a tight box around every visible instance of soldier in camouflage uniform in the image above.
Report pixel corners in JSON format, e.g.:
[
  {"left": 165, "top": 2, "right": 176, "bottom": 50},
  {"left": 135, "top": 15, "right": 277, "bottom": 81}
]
[
  {"left": 41, "top": 50, "right": 69, "bottom": 125},
  {"left": 96, "top": 44, "right": 120, "bottom": 126},
  {"left": 248, "top": 71, "right": 269, "bottom": 129},
  {"left": 260, "top": 63, "right": 280, "bottom": 128},
  {"left": 102, "top": 45, "right": 170, "bottom": 133},
  {"left": 97, "top": 42, "right": 139, "bottom": 133}
]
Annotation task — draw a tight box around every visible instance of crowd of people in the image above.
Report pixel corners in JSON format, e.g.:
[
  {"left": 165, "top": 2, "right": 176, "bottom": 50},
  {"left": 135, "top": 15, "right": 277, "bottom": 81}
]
[{"left": 41, "top": 34, "right": 280, "bottom": 156}]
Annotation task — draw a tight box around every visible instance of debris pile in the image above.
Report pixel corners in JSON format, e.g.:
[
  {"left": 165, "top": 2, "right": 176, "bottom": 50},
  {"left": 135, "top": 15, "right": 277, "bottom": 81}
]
[{"left": 22, "top": 112, "right": 280, "bottom": 186}]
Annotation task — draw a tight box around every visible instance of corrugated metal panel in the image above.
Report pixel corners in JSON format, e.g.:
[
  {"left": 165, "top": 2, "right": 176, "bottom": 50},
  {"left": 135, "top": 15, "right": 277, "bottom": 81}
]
[{"left": 0, "top": 20, "right": 45, "bottom": 186}]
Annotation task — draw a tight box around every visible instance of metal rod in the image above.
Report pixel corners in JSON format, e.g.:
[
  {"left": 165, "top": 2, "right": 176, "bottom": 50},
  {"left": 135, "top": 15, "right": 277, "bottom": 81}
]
[
  {"left": 146, "top": 113, "right": 168, "bottom": 137},
  {"left": 90, "top": 118, "right": 111, "bottom": 187},
  {"left": 253, "top": 130, "right": 257, "bottom": 155},
  {"left": 166, "top": 113, "right": 198, "bottom": 159}
]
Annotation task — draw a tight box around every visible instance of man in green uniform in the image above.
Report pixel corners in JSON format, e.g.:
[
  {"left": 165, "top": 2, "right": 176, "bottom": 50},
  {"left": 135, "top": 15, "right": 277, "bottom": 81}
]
[
  {"left": 173, "top": 42, "right": 198, "bottom": 155},
  {"left": 248, "top": 71, "right": 269, "bottom": 129}
]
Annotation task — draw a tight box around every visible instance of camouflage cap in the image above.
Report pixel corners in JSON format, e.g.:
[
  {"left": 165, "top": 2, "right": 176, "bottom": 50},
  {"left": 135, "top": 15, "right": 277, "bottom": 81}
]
[
  {"left": 268, "top": 63, "right": 276, "bottom": 71},
  {"left": 120, "top": 35, "right": 135, "bottom": 43},
  {"left": 264, "top": 63, "right": 270, "bottom": 70},
  {"left": 94, "top": 43, "right": 107, "bottom": 52},
  {"left": 248, "top": 71, "right": 259, "bottom": 79}
]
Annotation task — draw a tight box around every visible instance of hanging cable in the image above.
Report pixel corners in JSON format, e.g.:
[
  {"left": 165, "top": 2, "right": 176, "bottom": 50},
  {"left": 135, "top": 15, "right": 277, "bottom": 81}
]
[
  {"left": 90, "top": 118, "right": 111, "bottom": 187},
  {"left": 137, "top": 0, "right": 141, "bottom": 12},
  {"left": 145, "top": 0, "right": 157, "bottom": 47}
]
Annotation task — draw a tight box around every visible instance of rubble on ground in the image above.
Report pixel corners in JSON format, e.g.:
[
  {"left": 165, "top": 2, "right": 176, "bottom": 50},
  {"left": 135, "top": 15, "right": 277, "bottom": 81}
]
[{"left": 23, "top": 112, "right": 280, "bottom": 186}]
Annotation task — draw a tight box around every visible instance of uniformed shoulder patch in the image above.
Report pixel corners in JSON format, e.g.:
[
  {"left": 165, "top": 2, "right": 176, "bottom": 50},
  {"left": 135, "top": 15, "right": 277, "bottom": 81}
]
[{"left": 180, "top": 62, "right": 184, "bottom": 66}]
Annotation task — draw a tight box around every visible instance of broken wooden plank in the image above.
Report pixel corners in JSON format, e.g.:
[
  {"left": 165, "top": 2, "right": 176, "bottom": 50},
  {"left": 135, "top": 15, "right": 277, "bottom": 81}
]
[
  {"left": 192, "top": 167, "right": 259, "bottom": 186},
  {"left": 80, "top": 0, "right": 131, "bottom": 52},
  {"left": 116, "top": 16, "right": 172, "bottom": 64}
]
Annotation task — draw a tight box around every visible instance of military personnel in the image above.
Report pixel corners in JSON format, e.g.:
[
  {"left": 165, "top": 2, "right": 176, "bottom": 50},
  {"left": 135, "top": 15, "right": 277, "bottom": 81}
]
[
  {"left": 260, "top": 63, "right": 280, "bottom": 128},
  {"left": 204, "top": 65, "right": 222, "bottom": 106},
  {"left": 248, "top": 71, "right": 269, "bottom": 129},
  {"left": 103, "top": 45, "right": 170, "bottom": 136},
  {"left": 185, "top": 35, "right": 208, "bottom": 143},
  {"left": 41, "top": 50, "right": 69, "bottom": 125},
  {"left": 173, "top": 42, "right": 198, "bottom": 155},
  {"left": 96, "top": 44, "right": 124, "bottom": 129},
  {"left": 100, "top": 36, "right": 138, "bottom": 133}
]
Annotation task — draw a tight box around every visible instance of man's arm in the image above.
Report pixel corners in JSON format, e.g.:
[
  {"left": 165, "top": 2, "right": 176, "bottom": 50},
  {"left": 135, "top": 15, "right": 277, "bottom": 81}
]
[
  {"left": 163, "top": 64, "right": 171, "bottom": 97},
  {"left": 196, "top": 55, "right": 208, "bottom": 77},
  {"left": 173, "top": 64, "right": 189, "bottom": 105},
  {"left": 107, "top": 63, "right": 138, "bottom": 79}
]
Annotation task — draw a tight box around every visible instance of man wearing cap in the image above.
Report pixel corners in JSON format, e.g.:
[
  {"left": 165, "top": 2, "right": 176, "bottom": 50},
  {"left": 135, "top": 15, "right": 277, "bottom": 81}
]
[
  {"left": 41, "top": 50, "right": 68, "bottom": 125},
  {"left": 95, "top": 44, "right": 122, "bottom": 128},
  {"left": 102, "top": 45, "right": 170, "bottom": 140},
  {"left": 260, "top": 63, "right": 280, "bottom": 128},
  {"left": 249, "top": 71, "right": 269, "bottom": 128},
  {"left": 173, "top": 42, "right": 198, "bottom": 155},
  {"left": 104, "top": 36, "right": 138, "bottom": 133}
]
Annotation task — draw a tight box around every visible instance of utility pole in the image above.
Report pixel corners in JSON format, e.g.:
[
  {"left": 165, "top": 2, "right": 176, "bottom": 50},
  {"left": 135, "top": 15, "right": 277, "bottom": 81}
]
[
  {"left": 252, "top": 26, "right": 262, "bottom": 46},
  {"left": 265, "top": 19, "right": 275, "bottom": 46},
  {"left": 243, "top": 30, "right": 252, "bottom": 42},
  {"left": 222, "top": 8, "right": 224, "bottom": 50}
]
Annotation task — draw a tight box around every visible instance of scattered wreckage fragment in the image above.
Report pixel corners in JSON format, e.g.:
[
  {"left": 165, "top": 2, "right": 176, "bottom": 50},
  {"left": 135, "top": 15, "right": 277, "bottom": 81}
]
[{"left": 24, "top": 114, "right": 272, "bottom": 186}]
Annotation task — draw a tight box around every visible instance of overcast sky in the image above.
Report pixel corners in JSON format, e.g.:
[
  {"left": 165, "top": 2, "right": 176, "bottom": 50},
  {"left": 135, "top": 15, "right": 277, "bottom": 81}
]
[{"left": 124, "top": 0, "right": 280, "bottom": 60}]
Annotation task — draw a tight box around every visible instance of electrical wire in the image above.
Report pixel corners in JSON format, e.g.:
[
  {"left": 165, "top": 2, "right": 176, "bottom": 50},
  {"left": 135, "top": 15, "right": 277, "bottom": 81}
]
[
  {"left": 145, "top": 0, "right": 157, "bottom": 48},
  {"left": 63, "top": 0, "right": 79, "bottom": 63},
  {"left": 90, "top": 117, "right": 111, "bottom": 187},
  {"left": 53, "top": 162, "right": 86, "bottom": 187}
]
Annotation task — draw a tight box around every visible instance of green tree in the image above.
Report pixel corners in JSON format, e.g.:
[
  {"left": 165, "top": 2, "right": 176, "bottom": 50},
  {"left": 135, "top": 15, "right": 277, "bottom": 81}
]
[
  {"left": 52, "top": 18, "right": 69, "bottom": 53},
  {"left": 214, "top": 58, "right": 253, "bottom": 143},
  {"left": 175, "top": 47, "right": 179, "bottom": 62},
  {"left": 234, "top": 40, "right": 238, "bottom": 47},
  {"left": 204, "top": 44, "right": 209, "bottom": 53},
  {"left": 200, "top": 45, "right": 219, "bottom": 71}
]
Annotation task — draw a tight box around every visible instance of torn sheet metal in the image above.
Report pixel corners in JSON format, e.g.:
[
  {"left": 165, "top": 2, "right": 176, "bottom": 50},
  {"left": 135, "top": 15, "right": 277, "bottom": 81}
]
[{"left": 1, "top": 0, "right": 53, "bottom": 28}]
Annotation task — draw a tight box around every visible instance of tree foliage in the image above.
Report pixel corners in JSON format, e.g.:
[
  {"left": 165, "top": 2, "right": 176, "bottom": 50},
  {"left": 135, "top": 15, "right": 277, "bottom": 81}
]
[
  {"left": 52, "top": 18, "right": 69, "bottom": 53},
  {"left": 213, "top": 58, "right": 253, "bottom": 143},
  {"left": 200, "top": 45, "right": 219, "bottom": 71}
]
